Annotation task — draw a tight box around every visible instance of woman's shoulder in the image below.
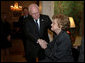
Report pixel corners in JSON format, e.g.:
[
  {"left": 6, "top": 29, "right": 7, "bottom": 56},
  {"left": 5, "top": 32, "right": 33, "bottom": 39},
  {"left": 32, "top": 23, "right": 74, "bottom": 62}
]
[
  {"left": 63, "top": 31, "right": 70, "bottom": 37},
  {"left": 58, "top": 30, "right": 70, "bottom": 41}
]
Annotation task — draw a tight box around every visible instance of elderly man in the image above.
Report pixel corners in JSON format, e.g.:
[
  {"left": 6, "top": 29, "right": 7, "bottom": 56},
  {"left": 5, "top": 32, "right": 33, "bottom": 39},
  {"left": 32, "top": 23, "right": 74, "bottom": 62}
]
[{"left": 23, "top": 3, "right": 52, "bottom": 62}]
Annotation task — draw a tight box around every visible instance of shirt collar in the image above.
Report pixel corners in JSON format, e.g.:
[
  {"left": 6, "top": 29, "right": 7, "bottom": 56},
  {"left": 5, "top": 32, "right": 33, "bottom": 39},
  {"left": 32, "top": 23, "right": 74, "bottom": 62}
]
[{"left": 34, "top": 18, "right": 40, "bottom": 22}]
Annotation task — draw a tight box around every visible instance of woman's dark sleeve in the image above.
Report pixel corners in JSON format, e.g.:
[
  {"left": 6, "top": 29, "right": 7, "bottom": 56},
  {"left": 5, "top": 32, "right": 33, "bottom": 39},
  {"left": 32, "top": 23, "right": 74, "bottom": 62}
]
[{"left": 45, "top": 34, "right": 72, "bottom": 60}]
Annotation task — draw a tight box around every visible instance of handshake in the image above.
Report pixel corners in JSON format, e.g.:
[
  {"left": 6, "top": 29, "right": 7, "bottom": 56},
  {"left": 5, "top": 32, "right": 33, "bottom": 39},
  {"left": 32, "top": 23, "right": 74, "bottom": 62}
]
[{"left": 37, "top": 39, "right": 48, "bottom": 49}]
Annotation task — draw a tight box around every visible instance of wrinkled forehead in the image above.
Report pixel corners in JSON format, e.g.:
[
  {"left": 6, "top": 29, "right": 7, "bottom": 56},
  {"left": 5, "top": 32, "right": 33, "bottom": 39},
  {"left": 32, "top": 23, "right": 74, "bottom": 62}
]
[
  {"left": 31, "top": 7, "right": 39, "bottom": 13},
  {"left": 29, "top": 4, "right": 39, "bottom": 11}
]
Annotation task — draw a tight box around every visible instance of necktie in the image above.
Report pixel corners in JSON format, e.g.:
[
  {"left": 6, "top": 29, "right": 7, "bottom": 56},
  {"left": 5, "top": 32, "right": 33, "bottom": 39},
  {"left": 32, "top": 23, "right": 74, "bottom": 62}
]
[
  {"left": 35, "top": 20, "right": 40, "bottom": 36},
  {"left": 35, "top": 20, "right": 39, "bottom": 31}
]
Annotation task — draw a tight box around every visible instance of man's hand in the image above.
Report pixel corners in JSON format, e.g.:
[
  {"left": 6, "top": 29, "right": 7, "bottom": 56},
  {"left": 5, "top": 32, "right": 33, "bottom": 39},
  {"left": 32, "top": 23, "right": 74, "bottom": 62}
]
[{"left": 37, "top": 39, "right": 48, "bottom": 49}]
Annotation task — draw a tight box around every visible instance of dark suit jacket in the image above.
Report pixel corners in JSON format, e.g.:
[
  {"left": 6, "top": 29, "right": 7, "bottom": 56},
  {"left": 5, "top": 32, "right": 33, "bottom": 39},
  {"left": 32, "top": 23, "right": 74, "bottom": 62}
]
[
  {"left": 23, "top": 14, "right": 52, "bottom": 58},
  {"left": 45, "top": 30, "right": 74, "bottom": 62},
  {"left": 0, "top": 21, "right": 11, "bottom": 48},
  {"left": 18, "top": 15, "right": 29, "bottom": 30},
  {"left": 18, "top": 15, "right": 29, "bottom": 39}
]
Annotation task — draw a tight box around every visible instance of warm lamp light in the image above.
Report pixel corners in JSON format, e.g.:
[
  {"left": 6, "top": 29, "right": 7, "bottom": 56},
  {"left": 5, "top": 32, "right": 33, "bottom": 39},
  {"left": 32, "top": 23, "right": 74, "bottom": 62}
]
[
  {"left": 69, "top": 17, "right": 76, "bottom": 28},
  {"left": 10, "top": 2, "right": 22, "bottom": 11}
]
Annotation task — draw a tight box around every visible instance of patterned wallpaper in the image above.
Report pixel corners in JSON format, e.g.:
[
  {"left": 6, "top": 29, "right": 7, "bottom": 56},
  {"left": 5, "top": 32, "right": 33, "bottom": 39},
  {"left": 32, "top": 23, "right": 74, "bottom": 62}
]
[{"left": 54, "top": 1, "right": 84, "bottom": 36}]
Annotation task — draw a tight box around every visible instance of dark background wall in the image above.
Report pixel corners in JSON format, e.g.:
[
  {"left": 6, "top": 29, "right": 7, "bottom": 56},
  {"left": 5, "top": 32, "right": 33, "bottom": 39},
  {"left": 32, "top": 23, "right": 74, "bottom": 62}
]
[
  {"left": 1, "top": 1, "right": 38, "bottom": 29},
  {"left": 1, "top": 1, "right": 37, "bottom": 23}
]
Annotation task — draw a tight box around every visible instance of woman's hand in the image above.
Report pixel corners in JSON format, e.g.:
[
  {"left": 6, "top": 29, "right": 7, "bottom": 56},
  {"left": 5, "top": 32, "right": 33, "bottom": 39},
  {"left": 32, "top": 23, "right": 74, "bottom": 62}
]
[{"left": 37, "top": 39, "right": 48, "bottom": 49}]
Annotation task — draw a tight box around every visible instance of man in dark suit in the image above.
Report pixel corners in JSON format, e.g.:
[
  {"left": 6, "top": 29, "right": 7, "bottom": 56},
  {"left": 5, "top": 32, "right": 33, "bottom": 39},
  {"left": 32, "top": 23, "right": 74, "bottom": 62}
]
[
  {"left": 23, "top": 3, "right": 52, "bottom": 62},
  {"left": 18, "top": 7, "right": 29, "bottom": 27},
  {"left": 18, "top": 7, "right": 29, "bottom": 33},
  {"left": 18, "top": 7, "right": 29, "bottom": 57}
]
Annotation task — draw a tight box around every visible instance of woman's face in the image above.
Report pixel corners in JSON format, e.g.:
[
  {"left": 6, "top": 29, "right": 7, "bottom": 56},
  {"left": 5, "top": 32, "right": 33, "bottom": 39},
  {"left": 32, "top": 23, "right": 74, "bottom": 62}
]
[{"left": 51, "top": 19, "right": 61, "bottom": 32}]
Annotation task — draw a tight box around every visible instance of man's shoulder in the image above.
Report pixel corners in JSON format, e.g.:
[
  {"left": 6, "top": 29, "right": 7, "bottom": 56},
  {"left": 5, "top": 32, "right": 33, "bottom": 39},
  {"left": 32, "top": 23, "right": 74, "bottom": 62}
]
[{"left": 40, "top": 14, "right": 49, "bottom": 17}]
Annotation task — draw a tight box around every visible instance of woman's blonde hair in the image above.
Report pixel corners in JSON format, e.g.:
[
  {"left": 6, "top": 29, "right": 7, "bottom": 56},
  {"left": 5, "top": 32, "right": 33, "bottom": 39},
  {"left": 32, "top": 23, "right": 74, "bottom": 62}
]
[{"left": 52, "top": 14, "right": 70, "bottom": 30}]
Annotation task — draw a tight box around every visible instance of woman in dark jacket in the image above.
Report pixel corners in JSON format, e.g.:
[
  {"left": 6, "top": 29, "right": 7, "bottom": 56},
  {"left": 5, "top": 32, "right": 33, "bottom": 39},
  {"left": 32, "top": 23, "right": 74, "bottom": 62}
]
[
  {"left": 38, "top": 14, "right": 74, "bottom": 62},
  {"left": 1, "top": 19, "right": 12, "bottom": 61},
  {"left": 78, "top": 37, "right": 84, "bottom": 62},
  {"left": 0, "top": 19, "right": 11, "bottom": 48}
]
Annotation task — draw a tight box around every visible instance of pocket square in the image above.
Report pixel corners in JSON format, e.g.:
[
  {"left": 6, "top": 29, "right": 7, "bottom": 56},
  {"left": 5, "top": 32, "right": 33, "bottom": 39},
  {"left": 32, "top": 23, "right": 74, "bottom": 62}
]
[{"left": 41, "top": 19, "right": 44, "bottom": 21}]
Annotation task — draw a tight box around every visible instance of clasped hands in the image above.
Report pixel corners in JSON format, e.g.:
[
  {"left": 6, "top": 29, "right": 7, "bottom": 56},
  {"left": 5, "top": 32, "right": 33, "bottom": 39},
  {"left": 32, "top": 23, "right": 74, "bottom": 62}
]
[{"left": 37, "top": 39, "right": 48, "bottom": 49}]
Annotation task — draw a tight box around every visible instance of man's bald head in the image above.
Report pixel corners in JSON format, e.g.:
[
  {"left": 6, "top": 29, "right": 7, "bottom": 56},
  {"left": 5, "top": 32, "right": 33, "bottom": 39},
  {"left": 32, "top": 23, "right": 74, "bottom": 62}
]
[
  {"left": 28, "top": 3, "right": 40, "bottom": 20},
  {"left": 28, "top": 3, "right": 39, "bottom": 13}
]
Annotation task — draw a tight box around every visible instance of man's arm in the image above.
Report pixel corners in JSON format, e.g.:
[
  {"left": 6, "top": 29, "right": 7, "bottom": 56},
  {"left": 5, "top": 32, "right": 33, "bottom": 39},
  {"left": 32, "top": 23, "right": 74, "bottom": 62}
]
[{"left": 23, "top": 21, "right": 39, "bottom": 43}]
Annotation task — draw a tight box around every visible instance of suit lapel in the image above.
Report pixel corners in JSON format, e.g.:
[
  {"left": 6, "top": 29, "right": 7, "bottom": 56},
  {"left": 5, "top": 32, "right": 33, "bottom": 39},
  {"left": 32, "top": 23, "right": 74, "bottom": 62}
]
[
  {"left": 29, "top": 18, "right": 37, "bottom": 32},
  {"left": 40, "top": 15, "right": 45, "bottom": 34},
  {"left": 40, "top": 15, "right": 43, "bottom": 33}
]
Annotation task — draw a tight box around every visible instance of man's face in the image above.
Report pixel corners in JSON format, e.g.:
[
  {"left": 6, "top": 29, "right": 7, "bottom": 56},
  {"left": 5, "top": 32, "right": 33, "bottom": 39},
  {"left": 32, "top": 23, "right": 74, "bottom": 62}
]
[
  {"left": 23, "top": 9, "right": 28, "bottom": 16},
  {"left": 30, "top": 7, "right": 40, "bottom": 20}
]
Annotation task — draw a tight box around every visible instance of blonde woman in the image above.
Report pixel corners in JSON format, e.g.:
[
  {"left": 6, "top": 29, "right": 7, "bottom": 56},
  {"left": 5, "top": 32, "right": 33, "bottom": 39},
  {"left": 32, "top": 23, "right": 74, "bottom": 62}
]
[{"left": 38, "top": 14, "right": 74, "bottom": 62}]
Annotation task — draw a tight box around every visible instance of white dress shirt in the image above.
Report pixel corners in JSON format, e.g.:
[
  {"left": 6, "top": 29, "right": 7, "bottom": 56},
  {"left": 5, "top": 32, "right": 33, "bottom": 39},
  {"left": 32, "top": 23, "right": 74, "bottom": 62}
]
[{"left": 34, "top": 18, "right": 40, "bottom": 30}]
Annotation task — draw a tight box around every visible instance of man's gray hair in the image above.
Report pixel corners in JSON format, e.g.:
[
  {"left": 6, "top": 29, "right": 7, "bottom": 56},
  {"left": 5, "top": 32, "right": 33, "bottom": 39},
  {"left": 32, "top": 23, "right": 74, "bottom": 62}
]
[{"left": 28, "top": 3, "right": 39, "bottom": 13}]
